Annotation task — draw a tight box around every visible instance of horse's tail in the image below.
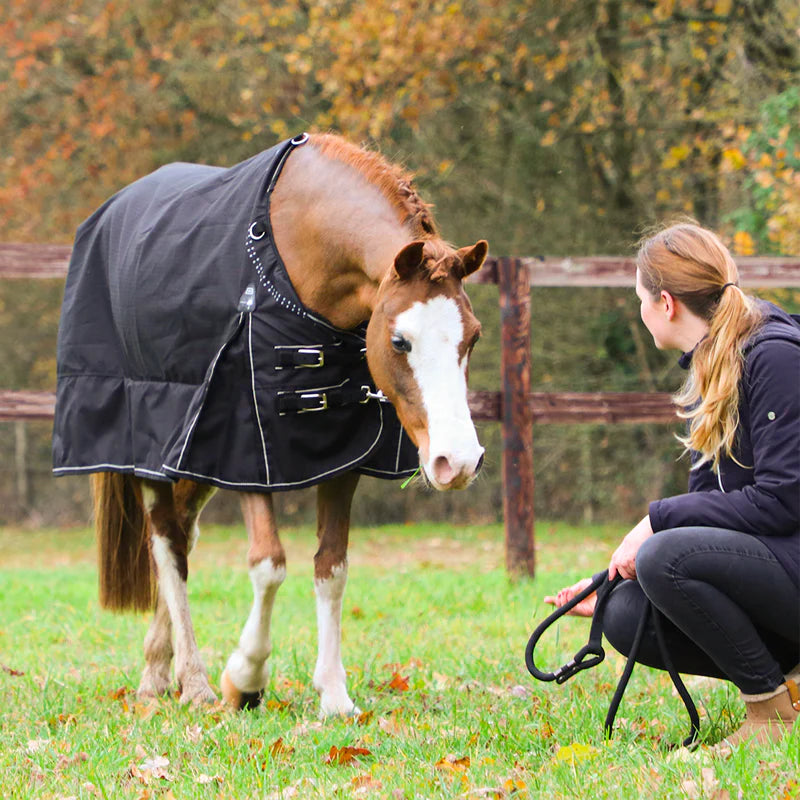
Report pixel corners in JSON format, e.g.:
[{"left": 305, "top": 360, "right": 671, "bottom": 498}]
[{"left": 91, "top": 473, "right": 156, "bottom": 612}]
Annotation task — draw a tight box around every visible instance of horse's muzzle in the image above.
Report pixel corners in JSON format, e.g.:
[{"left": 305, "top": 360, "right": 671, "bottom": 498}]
[{"left": 426, "top": 447, "right": 484, "bottom": 490}]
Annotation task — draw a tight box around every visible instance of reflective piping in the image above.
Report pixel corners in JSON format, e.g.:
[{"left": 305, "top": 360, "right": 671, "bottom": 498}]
[
  {"left": 53, "top": 464, "right": 168, "bottom": 479},
  {"left": 248, "top": 313, "right": 270, "bottom": 484}
]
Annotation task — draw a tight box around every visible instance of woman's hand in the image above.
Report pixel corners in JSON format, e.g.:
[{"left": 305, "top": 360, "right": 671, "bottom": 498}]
[
  {"left": 543, "top": 577, "right": 597, "bottom": 617},
  {"left": 608, "top": 515, "right": 654, "bottom": 580}
]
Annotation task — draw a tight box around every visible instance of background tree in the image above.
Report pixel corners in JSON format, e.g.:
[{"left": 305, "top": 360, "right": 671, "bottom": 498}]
[{"left": 0, "top": 0, "right": 797, "bottom": 526}]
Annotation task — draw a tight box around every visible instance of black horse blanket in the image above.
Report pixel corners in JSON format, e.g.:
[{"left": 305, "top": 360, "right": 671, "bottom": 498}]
[{"left": 53, "top": 135, "right": 418, "bottom": 490}]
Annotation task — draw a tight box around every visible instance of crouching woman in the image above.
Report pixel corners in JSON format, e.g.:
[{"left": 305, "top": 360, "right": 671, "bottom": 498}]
[{"left": 547, "top": 223, "right": 800, "bottom": 746}]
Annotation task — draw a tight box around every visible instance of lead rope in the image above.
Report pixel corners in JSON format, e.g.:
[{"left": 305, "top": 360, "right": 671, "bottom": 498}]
[{"left": 525, "top": 572, "right": 700, "bottom": 748}]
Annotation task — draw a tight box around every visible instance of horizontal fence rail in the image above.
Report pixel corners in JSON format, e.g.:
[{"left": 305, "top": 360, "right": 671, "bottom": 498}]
[
  {"left": 3, "top": 243, "right": 800, "bottom": 286},
  {"left": 0, "top": 389, "right": 677, "bottom": 425},
  {"left": 2, "top": 242, "right": 797, "bottom": 575}
]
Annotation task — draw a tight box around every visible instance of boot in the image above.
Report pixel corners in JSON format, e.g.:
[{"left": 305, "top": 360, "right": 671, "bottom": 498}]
[{"left": 724, "top": 679, "right": 800, "bottom": 746}]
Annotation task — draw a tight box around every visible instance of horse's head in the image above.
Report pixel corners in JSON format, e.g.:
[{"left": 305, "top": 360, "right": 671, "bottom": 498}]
[{"left": 366, "top": 239, "right": 488, "bottom": 490}]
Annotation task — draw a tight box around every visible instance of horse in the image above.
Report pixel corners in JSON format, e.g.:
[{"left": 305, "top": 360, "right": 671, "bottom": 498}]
[{"left": 53, "top": 132, "right": 487, "bottom": 715}]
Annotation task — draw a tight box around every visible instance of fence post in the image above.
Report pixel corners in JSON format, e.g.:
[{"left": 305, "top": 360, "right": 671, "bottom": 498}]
[{"left": 498, "top": 257, "right": 534, "bottom": 577}]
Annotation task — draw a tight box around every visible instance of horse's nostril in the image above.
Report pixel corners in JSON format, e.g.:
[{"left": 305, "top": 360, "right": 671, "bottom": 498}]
[
  {"left": 432, "top": 455, "right": 455, "bottom": 486},
  {"left": 475, "top": 452, "right": 485, "bottom": 474}
]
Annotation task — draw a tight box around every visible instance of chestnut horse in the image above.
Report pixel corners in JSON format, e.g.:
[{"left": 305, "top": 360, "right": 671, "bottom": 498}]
[{"left": 75, "top": 134, "right": 486, "bottom": 715}]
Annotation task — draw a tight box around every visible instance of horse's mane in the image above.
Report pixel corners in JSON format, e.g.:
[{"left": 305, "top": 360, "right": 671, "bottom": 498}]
[{"left": 308, "top": 133, "right": 439, "bottom": 239}]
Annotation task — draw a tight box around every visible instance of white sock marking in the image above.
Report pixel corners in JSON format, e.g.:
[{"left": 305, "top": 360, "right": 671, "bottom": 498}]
[
  {"left": 226, "top": 559, "right": 286, "bottom": 693},
  {"left": 313, "top": 562, "right": 354, "bottom": 715}
]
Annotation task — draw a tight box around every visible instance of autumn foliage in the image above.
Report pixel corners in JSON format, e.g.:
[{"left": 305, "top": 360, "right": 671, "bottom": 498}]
[{"left": 1, "top": 0, "right": 798, "bottom": 254}]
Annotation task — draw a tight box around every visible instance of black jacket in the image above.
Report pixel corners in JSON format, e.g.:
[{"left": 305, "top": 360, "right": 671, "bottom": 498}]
[{"left": 649, "top": 301, "right": 800, "bottom": 586}]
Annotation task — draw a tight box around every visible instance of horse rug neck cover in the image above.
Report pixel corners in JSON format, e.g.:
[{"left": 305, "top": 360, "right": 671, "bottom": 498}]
[{"left": 53, "top": 136, "right": 418, "bottom": 491}]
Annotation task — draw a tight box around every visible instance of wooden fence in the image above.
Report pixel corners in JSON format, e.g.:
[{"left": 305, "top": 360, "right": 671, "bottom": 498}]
[{"left": 1, "top": 243, "right": 799, "bottom": 575}]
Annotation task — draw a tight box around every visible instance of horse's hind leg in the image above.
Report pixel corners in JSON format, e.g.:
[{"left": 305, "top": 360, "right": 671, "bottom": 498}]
[
  {"left": 137, "top": 480, "right": 216, "bottom": 699},
  {"left": 313, "top": 471, "right": 360, "bottom": 717},
  {"left": 140, "top": 480, "right": 217, "bottom": 704},
  {"left": 221, "top": 492, "right": 286, "bottom": 710}
]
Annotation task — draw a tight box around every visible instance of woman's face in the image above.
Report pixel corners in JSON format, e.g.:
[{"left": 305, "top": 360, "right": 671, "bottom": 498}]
[{"left": 635, "top": 269, "right": 672, "bottom": 350}]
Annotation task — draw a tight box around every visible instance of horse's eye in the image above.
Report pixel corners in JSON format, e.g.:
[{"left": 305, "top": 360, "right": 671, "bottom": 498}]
[{"left": 391, "top": 334, "right": 412, "bottom": 354}]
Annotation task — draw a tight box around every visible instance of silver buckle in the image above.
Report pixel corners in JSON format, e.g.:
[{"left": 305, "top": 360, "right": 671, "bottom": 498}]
[
  {"left": 297, "top": 392, "right": 328, "bottom": 413},
  {"left": 297, "top": 348, "right": 324, "bottom": 368}
]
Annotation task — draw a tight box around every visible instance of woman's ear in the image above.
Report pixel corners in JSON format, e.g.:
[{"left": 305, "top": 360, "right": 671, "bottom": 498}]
[{"left": 661, "top": 290, "right": 677, "bottom": 321}]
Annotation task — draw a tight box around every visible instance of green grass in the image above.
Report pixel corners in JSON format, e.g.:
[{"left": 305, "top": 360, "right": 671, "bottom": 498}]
[{"left": 0, "top": 521, "right": 797, "bottom": 799}]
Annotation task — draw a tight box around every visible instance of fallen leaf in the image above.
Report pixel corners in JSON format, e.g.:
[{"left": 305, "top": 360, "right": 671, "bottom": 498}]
[
  {"left": 382, "top": 673, "right": 409, "bottom": 692},
  {"left": 184, "top": 724, "right": 203, "bottom": 743},
  {"left": 55, "top": 752, "right": 89, "bottom": 772},
  {"left": 554, "top": 743, "right": 599, "bottom": 764},
  {"left": 131, "top": 754, "right": 172, "bottom": 783},
  {"left": 681, "top": 779, "right": 700, "bottom": 800},
  {"left": 351, "top": 773, "right": 382, "bottom": 793},
  {"left": 351, "top": 710, "right": 374, "bottom": 726},
  {"left": 378, "top": 714, "right": 408, "bottom": 736},
  {"left": 503, "top": 777, "right": 528, "bottom": 794},
  {"left": 269, "top": 737, "right": 295, "bottom": 757},
  {"left": 290, "top": 720, "right": 324, "bottom": 737},
  {"left": 133, "top": 700, "right": 160, "bottom": 720},
  {"left": 325, "top": 745, "right": 372, "bottom": 765},
  {"left": 435, "top": 754, "right": 471, "bottom": 772},
  {"left": 1, "top": 664, "right": 24, "bottom": 676},
  {"left": 196, "top": 774, "right": 223, "bottom": 785}
]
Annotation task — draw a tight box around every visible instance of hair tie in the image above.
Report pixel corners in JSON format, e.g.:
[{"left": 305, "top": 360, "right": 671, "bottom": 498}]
[{"left": 721, "top": 282, "right": 738, "bottom": 291}]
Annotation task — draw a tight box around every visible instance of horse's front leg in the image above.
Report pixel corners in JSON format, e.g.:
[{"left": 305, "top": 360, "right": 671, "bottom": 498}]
[
  {"left": 138, "top": 480, "right": 217, "bottom": 699},
  {"left": 141, "top": 481, "right": 216, "bottom": 704},
  {"left": 313, "top": 471, "right": 360, "bottom": 717},
  {"left": 221, "top": 492, "right": 286, "bottom": 710}
]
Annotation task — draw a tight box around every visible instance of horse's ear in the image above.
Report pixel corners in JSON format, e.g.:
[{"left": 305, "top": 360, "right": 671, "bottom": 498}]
[
  {"left": 455, "top": 240, "right": 488, "bottom": 279},
  {"left": 393, "top": 240, "right": 427, "bottom": 281}
]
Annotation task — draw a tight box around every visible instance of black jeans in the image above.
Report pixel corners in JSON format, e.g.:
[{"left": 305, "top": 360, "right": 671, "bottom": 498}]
[{"left": 603, "top": 527, "right": 800, "bottom": 694}]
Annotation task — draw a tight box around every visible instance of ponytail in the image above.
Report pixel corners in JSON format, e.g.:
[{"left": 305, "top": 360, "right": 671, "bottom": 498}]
[{"left": 636, "top": 224, "right": 763, "bottom": 472}]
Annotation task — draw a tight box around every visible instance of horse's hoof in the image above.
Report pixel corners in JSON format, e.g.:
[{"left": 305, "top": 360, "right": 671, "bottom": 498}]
[
  {"left": 318, "top": 691, "right": 359, "bottom": 719},
  {"left": 137, "top": 669, "right": 172, "bottom": 699},
  {"left": 178, "top": 679, "right": 218, "bottom": 706},
  {"left": 220, "top": 669, "right": 263, "bottom": 711}
]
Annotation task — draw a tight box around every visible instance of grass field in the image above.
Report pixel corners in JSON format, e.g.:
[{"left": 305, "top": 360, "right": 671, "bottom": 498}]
[{"left": 1, "top": 520, "right": 797, "bottom": 799}]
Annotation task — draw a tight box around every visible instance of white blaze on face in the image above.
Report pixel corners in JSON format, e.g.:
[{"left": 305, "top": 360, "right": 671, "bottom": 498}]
[{"left": 394, "top": 295, "right": 483, "bottom": 488}]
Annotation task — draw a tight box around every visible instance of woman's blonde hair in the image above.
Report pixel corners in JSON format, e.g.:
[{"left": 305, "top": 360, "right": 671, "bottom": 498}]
[{"left": 636, "top": 222, "right": 763, "bottom": 472}]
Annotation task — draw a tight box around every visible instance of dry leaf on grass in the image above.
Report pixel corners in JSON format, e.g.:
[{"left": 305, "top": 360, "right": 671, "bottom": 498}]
[
  {"left": 351, "top": 773, "right": 383, "bottom": 793},
  {"left": 269, "top": 737, "right": 295, "bottom": 757},
  {"left": 435, "top": 754, "right": 471, "bottom": 772},
  {"left": 378, "top": 713, "right": 409, "bottom": 736},
  {"left": 377, "top": 672, "right": 410, "bottom": 692},
  {"left": 128, "top": 754, "right": 172, "bottom": 784},
  {"left": 325, "top": 745, "right": 373, "bottom": 765},
  {"left": 196, "top": 774, "right": 223, "bottom": 785},
  {"left": 554, "top": 743, "right": 599, "bottom": 764}
]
